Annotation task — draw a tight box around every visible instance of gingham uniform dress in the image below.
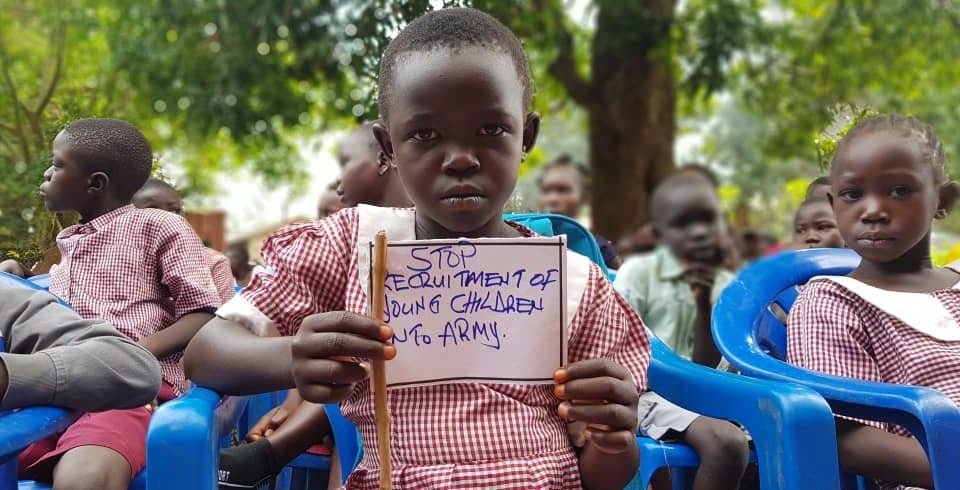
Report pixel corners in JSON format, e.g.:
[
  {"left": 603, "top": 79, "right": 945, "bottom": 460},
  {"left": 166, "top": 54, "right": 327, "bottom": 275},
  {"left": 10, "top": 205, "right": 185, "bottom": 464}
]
[
  {"left": 788, "top": 277, "right": 960, "bottom": 490},
  {"left": 204, "top": 247, "right": 237, "bottom": 303},
  {"left": 221, "top": 205, "right": 651, "bottom": 489},
  {"left": 49, "top": 205, "right": 222, "bottom": 395}
]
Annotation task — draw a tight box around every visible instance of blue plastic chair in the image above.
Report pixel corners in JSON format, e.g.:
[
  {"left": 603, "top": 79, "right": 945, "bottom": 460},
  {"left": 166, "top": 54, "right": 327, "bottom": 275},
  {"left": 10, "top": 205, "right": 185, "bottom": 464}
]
[
  {"left": 0, "top": 272, "right": 149, "bottom": 490},
  {"left": 149, "top": 215, "right": 841, "bottom": 489},
  {"left": 25, "top": 275, "right": 50, "bottom": 291},
  {"left": 713, "top": 248, "right": 960, "bottom": 489}
]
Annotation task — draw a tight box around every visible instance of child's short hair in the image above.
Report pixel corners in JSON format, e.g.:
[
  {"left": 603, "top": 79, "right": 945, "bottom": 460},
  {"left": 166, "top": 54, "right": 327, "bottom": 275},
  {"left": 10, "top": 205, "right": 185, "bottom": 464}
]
[
  {"left": 797, "top": 195, "right": 830, "bottom": 211},
  {"left": 139, "top": 178, "right": 177, "bottom": 194},
  {"left": 833, "top": 114, "right": 948, "bottom": 182},
  {"left": 377, "top": 7, "right": 533, "bottom": 118},
  {"left": 677, "top": 163, "right": 720, "bottom": 188},
  {"left": 61, "top": 118, "right": 153, "bottom": 200},
  {"left": 537, "top": 154, "right": 589, "bottom": 191}
]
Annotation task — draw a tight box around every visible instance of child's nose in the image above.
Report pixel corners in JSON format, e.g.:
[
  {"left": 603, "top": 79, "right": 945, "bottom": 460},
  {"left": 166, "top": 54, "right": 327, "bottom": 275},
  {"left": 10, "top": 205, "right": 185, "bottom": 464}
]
[{"left": 441, "top": 149, "right": 480, "bottom": 175}]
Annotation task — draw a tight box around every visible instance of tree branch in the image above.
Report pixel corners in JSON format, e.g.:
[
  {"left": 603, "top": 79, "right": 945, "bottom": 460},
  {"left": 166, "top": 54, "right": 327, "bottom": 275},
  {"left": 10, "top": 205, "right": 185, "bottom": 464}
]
[
  {"left": 547, "top": 22, "right": 595, "bottom": 107},
  {"left": 33, "top": 24, "right": 65, "bottom": 117},
  {"left": 0, "top": 35, "right": 33, "bottom": 164}
]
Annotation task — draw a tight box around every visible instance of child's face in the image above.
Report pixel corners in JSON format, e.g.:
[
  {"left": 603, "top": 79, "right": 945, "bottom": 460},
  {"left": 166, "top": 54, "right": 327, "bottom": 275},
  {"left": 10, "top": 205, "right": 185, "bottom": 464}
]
[
  {"left": 318, "top": 189, "right": 343, "bottom": 219},
  {"left": 40, "top": 131, "right": 95, "bottom": 213},
  {"left": 831, "top": 131, "right": 943, "bottom": 263},
  {"left": 376, "top": 47, "right": 538, "bottom": 236},
  {"left": 337, "top": 130, "right": 383, "bottom": 207},
  {"left": 538, "top": 166, "right": 583, "bottom": 218},
  {"left": 132, "top": 186, "right": 183, "bottom": 215},
  {"left": 793, "top": 202, "right": 843, "bottom": 249},
  {"left": 654, "top": 183, "right": 724, "bottom": 264}
]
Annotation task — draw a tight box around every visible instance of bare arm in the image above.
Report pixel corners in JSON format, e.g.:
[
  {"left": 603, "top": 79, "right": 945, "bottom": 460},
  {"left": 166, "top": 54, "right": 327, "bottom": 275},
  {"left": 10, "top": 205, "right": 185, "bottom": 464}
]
[
  {"left": 836, "top": 419, "right": 933, "bottom": 489},
  {"left": 691, "top": 302, "right": 722, "bottom": 367},
  {"left": 184, "top": 317, "right": 296, "bottom": 395},
  {"left": 578, "top": 438, "right": 640, "bottom": 489},
  {"left": 139, "top": 311, "right": 214, "bottom": 359},
  {"left": 688, "top": 265, "right": 722, "bottom": 367}
]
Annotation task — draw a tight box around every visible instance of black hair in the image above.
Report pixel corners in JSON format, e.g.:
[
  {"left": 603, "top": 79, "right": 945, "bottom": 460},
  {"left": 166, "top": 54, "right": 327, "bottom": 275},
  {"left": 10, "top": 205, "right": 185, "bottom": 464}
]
[
  {"left": 377, "top": 7, "right": 533, "bottom": 120},
  {"left": 833, "top": 114, "right": 948, "bottom": 182},
  {"left": 677, "top": 163, "right": 720, "bottom": 188},
  {"left": 537, "top": 154, "right": 589, "bottom": 194},
  {"left": 798, "top": 195, "right": 831, "bottom": 210},
  {"left": 138, "top": 177, "right": 178, "bottom": 195},
  {"left": 808, "top": 175, "right": 831, "bottom": 188},
  {"left": 226, "top": 242, "right": 250, "bottom": 263},
  {"left": 650, "top": 173, "right": 718, "bottom": 220},
  {"left": 60, "top": 118, "right": 153, "bottom": 201}
]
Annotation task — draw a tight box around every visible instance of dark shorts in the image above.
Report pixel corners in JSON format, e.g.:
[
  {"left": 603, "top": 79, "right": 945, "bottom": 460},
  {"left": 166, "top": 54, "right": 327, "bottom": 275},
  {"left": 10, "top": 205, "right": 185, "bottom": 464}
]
[{"left": 18, "top": 384, "right": 176, "bottom": 479}]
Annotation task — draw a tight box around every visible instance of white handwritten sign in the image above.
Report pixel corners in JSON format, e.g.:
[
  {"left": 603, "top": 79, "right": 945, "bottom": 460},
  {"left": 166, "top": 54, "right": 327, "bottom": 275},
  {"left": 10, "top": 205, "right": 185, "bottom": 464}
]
[{"left": 369, "top": 236, "right": 568, "bottom": 388}]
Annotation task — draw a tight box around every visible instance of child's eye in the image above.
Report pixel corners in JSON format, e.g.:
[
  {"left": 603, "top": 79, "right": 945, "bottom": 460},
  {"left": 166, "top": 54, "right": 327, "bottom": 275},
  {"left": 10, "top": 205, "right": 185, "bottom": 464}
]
[
  {"left": 837, "top": 189, "right": 861, "bottom": 201},
  {"left": 890, "top": 186, "right": 913, "bottom": 199},
  {"left": 478, "top": 125, "right": 506, "bottom": 136},
  {"left": 409, "top": 129, "right": 439, "bottom": 142},
  {"left": 794, "top": 226, "right": 805, "bottom": 235},
  {"left": 817, "top": 223, "right": 835, "bottom": 231}
]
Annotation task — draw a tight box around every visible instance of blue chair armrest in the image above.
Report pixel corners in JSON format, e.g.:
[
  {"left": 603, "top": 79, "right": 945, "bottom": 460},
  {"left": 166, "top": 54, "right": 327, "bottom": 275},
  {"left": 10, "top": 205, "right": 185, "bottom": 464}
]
[
  {"left": 647, "top": 335, "right": 841, "bottom": 490},
  {"left": 147, "top": 387, "right": 249, "bottom": 490},
  {"left": 0, "top": 407, "right": 78, "bottom": 463},
  {"left": 713, "top": 249, "right": 960, "bottom": 489}
]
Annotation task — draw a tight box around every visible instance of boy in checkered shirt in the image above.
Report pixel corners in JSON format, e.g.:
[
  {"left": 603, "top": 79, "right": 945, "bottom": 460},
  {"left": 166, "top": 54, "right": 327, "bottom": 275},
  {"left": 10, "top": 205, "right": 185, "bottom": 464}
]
[
  {"left": 2, "top": 118, "right": 221, "bottom": 489},
  {"left": 787, "top": 115, "right": 960, "bottom": 489},
  {"left": 184, "top": 8, "right": 651, "bottom": 489}
]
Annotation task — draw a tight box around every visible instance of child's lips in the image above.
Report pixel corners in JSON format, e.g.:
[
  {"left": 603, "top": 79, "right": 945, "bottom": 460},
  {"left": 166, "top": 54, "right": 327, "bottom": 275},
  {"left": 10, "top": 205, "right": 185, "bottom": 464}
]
[{"left": 856, "top": 235, "right": 895, "bottom": 248}]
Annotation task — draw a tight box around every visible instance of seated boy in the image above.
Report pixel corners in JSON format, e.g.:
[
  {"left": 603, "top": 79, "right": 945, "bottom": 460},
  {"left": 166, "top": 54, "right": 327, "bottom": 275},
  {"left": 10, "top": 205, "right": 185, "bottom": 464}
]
[
  {"left": 0, "top": 286, "right": 161, "bottom": 411},
  {"left": 3, "top": 118, "right": 221, "bottom": 489},
  {"left": 132, "top": 178, "right": 236, "bottom": 302},
  {"left": 615, "top": 173, "right": 750, "bottom": 490}
]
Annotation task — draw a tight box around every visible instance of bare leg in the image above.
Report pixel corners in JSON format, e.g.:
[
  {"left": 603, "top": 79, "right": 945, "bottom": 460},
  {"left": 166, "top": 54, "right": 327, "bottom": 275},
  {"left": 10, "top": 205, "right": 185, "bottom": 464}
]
[
  {"left": 52, "top": 446, "right": 132, "bottom": 490},
  {"left": 682, "top": 417, "right": 749, "bottom": 490}
]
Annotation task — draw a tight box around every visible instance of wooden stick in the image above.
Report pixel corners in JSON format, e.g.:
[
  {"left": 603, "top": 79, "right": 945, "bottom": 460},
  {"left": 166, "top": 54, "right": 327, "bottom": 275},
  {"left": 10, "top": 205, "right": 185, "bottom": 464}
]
[{"left": 371, "top": 231, "right": 392, "bottom": 489}]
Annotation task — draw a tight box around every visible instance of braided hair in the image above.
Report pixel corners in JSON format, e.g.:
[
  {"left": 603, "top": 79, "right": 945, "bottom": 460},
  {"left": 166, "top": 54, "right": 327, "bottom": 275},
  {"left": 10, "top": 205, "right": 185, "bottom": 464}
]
[{"left": 832, "top": 114, "right": 947, "bottom": 182}]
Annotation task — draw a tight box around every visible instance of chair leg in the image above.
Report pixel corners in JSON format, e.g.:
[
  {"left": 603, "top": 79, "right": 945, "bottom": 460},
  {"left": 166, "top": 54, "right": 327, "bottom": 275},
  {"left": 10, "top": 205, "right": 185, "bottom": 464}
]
[
  {"left": 669, "top": 467, "right": 695, "bottom": 490},
  {"left": 0, "top": 458, "right": 15, "bottom": 490}
]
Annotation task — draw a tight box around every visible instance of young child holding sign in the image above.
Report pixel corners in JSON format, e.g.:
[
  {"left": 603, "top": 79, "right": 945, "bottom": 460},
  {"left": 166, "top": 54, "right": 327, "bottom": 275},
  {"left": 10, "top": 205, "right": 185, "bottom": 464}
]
[{"left": 185, "top": 7, "right": 650, "bottom": 489}]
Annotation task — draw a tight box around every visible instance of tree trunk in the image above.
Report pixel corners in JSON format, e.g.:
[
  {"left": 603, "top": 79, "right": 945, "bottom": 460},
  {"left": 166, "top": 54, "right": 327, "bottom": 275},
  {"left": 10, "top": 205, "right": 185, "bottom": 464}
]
[{"left": 588, "top": 0, "right": 677, "bottom": 241}]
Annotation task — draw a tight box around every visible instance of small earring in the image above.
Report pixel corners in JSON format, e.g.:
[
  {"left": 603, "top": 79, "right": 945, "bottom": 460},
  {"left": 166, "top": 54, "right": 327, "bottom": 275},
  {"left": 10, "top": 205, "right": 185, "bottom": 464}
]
[
  {"left": 520, "top": 151, "right": 527, "bottom": 162},
  {"left": 936, "top": 209, "right": 947, "bottom": 219}
]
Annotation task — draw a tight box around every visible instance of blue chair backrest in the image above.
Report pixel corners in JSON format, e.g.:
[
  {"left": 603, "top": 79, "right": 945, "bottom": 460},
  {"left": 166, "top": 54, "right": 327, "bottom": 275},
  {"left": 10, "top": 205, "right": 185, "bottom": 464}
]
[
  {"left": 505, "top": 213, "right": 613, "bottom": 279},
  {"left": 713, "top": 248, "right": 860, "bottom": 373}
]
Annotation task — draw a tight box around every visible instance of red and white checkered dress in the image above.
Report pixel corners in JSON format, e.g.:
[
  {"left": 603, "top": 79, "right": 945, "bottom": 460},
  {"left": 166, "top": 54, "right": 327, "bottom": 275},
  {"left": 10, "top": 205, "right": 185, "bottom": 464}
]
[
  {"left": 204, "top": 247, "right": 236, "bottom": 303},
  {"left": 49, "top": 205, "right": 222, "bottom": 395},
  {"left": 238, "top": 206, "right": 651, "bottom": 489},
  {"left": 787, "top": 278, "right": 960, "bottom": 490}
]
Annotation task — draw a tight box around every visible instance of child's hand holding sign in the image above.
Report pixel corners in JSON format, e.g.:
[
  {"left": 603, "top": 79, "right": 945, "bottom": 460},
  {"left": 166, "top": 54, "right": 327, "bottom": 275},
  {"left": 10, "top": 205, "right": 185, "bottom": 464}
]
[
  {"left": 555, "top": 358, "right": 639, "bottom": 454},
  {"left": 290, "top": 311, "right": 396, "bottom": 403}
]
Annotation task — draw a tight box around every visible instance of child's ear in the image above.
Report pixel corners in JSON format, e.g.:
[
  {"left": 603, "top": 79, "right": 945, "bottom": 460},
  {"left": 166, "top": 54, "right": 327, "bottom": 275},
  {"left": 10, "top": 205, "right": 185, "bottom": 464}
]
[
  {"left": 936, "top": 181, "right": 959, "bottom": 220},
  {"left": 522, "top": 113, "right": 541, "bottom": 157},
  {"left": 87, "top": 171, "right": 109, "bottom": 195},
  {"left": 372, "top": 121, "right": 394, "bottom": 162},
  {"left": 377, "top": 151, "right": 394, "bottom": 176}
]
